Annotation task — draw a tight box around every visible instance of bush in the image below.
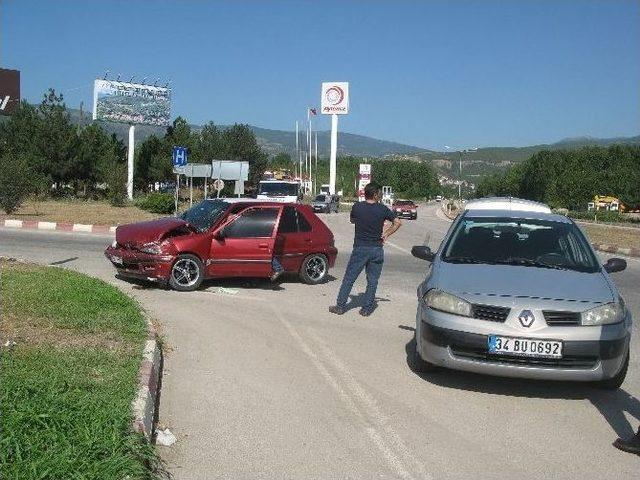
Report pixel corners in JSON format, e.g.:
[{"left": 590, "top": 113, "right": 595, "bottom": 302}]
[
  {"left": 0, "top": 154, "right": 34, "bottom": 214},
  {"left": 568, "top": 210, "right": 640, "bottom": 223},
  {"left": 136, "top": 192, "right": 175, "bottom": 214}
]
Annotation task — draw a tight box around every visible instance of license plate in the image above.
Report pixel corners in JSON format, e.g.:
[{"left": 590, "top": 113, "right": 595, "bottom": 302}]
[
  {"left": 488, "top": 335, "right": 563, "bottom": 358},
  {"left": 111, "top": 255, "right": 123, "bottom": 265}
]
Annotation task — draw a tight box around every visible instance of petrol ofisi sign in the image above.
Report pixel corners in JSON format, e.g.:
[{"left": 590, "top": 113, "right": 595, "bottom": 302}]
[{"left": 321, "top": 82, "right": 349, "bottom": 115}]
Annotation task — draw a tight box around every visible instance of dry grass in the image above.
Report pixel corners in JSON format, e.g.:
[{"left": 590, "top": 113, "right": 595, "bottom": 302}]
[
  {"left": 580, "top": 223, "right": 640, "bottom": 250},
  {"left": 0, "top": 199, "right": 160, "bottom": 226}
]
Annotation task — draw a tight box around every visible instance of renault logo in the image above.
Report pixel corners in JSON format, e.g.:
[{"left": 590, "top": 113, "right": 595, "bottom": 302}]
[{"left": 518, "top": 310, "right": 535, "bottom": 327}]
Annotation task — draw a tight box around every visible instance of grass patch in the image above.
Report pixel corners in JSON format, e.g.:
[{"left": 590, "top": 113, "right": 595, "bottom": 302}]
[
  {"left": 0, "top": 198, "right": 160, "bottom": 226},
  {"left": 581, "top": 224, "right": 640, "bottom": 251},
  {"left": 0, "top": 260, "right": 160, "bottom": 479}
]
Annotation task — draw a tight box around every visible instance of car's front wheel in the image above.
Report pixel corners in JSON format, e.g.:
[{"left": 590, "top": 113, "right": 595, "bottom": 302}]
[
  {"left": 595, "top": 350, "right": 629, "bottom": 390},
  {"left": 169, "top": 254, "right": 204, "bottom": 291},
  {"left": 299, "top": 254, "right": 328, "bottom": 284}
]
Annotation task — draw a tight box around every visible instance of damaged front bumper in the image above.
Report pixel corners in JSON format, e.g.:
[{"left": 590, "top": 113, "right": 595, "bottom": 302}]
[{"left": 104, "top": 245, "right": 175, "bottom": 282}]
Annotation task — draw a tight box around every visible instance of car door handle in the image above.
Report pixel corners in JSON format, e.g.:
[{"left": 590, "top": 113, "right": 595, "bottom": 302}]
[{"left": 258, "top": 243, "right": 269, "bottom": 249}]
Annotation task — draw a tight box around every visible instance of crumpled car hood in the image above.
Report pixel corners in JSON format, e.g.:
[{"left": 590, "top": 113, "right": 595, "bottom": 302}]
[{"left": 115, "top": 217, "right": 192, "bottom": 246}]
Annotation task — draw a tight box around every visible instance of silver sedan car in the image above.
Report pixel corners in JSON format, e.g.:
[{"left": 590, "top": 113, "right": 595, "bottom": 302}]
[{"left": 411, "top": 204, "right": 631, "bottom": 389}]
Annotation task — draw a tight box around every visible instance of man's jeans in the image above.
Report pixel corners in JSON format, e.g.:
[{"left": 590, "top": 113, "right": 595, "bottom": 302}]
[{"left": 336, "top": 246, "right": 384, "bottom": 311}]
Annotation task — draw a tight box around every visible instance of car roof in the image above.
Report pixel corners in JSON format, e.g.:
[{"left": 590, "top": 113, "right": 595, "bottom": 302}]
[
  {"left": 464, "top": 197, "right": 551, "bottom": 213},
  {"left": 204, "top": 197, "right": 298, "bottom": 206},
  {"left": 463, "top": 209, "right": 573, "bottom": 224}
]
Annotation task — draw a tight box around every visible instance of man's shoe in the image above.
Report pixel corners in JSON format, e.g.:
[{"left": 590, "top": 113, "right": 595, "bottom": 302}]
[
  {"left": 270, "top": 270, "right": 283, "bottom": 282},
  {"left": 328, "top": 305, "right": 345, "bottom": 315},
  {"left": 359, "top": 308, "right": 373, "bottom": 317},
  {"left": 613, "top": 434, "right": 640, "bottom": 455}
]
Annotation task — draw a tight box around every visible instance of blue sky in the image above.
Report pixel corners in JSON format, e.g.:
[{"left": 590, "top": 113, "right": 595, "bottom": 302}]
[{"left": 2, "top": 0, "right": 639, "bottom": 149}]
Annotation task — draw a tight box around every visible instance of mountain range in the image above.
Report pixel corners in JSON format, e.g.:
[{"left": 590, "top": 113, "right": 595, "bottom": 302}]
[{"left": 57, "top": 108, "right": 640, "bottom": 179}]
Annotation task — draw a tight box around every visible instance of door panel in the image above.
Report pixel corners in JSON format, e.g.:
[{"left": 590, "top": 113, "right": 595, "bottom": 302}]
[
  {"left": 275, "top": 207, "right": 312, "bottom": 271},
  {"left": 208, "top": 207, "right": 282, "bottom": 278}
]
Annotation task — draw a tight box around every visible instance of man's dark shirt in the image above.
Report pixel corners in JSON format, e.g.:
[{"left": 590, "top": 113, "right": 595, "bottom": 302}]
[{"left": 350, "top": 201, "right": 396, "bottom": 247}]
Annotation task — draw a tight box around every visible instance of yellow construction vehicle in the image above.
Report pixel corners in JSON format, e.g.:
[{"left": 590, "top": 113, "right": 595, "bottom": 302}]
[{"left": 587, "top": 195, "right": 626, "bottom": 213}]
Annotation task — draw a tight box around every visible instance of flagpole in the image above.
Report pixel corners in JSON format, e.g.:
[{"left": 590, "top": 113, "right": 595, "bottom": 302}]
[{"left": 314, "top": 132, "right": 318, "bottom": 196}]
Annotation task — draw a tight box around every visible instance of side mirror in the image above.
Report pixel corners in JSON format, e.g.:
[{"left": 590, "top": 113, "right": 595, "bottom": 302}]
[
  {"left": 411, "top": 245, "right": 435, "bottom": 262},
  {"left": 603, "top": 257, "right": 627, "bottom": 274}
]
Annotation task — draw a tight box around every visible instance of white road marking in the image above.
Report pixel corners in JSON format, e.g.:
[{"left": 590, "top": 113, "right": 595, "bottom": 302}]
[
  {"left": 386, "top": 241, "right": 412, "bottom": 255},
  {"left": 72, "top": 224, "right": 93, "bottom": 233},
  {"left": 307, "top": 328, "right": 430, "bottom": 480},
  {"left": 37, "top": 221, "right": 57, "bottom": 230}
]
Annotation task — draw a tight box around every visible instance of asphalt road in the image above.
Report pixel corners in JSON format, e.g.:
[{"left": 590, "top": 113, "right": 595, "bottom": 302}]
[{"left": 1, "top": 203, "right": 639, "bottom": 479}]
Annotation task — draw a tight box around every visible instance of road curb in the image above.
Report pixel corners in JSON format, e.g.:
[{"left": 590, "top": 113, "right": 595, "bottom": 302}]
[
  {"left": 591, "top": 243, "right": 640, "bottom": 258},
  {"left": 2, "top": 219, "right": 117, "bottom": 234},
  {"left": 131, "top": 318, "right": 163, "bottom": 441}
]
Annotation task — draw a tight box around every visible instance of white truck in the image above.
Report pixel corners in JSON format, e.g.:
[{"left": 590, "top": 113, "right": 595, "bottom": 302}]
[{"left": 256, "top": 180, "right": 302, "bottom": 203}]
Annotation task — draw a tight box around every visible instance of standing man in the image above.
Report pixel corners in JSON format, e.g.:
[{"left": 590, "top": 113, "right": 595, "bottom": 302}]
[{"left": 329, "top": 182, "right": 402, "bottom": 316}]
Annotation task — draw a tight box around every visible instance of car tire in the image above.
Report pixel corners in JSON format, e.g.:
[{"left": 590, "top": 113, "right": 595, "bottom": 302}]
[
  {"left": 168, "top": 254, "right": 204, "bottom": 292},
  {"left": 595, "top": 350, "right": 629, "bottom": 390},
  {"left": 299, "top": 253, "right": 329, "bottom": 285},
  {"left": 412, "top": 345, "right": 438, "bottom": 373}
]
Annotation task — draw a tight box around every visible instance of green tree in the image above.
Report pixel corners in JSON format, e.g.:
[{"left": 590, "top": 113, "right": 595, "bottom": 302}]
[{"left": 0, "top": 153, "right": 35, "bottom": 214}]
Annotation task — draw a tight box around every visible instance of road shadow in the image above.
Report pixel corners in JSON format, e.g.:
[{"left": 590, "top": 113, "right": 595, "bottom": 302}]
[
  {"left": 343, "top": 293, "right": 391, "bottom": 313},
  {"left": 400, "top": 325, "right": 640, "bottom": 438}
]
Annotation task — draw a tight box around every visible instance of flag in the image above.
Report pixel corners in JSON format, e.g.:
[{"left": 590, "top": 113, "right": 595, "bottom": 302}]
[{"left": 308, "top": 107, "right": 317, "bottom": 116}]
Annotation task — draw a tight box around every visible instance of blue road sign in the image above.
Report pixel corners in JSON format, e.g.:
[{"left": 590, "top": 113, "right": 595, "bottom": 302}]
[{"left": 172, "top": 146, "right": 188, "bottom": 167}]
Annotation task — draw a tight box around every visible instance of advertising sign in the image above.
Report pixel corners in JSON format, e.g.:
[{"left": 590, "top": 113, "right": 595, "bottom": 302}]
[
  {"left": 357, "top": 163, "right": 372, "bottom": 201},
  {"left": 321, "top": 82, "right": 349, "bottom": 115},
  {"left": 0, "top": 68, "right": 20, "bottom": 116},
  {"left": 93, "top": 79, "right": 171, "bottom": 126}
]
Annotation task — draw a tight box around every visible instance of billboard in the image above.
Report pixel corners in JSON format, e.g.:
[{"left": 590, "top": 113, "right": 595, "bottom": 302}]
[
  {"left": 92, "top": 79, "right": 171, "bottom": 126},
  {"left": 0, "top": 68, "right": 20, "bottom": 116},
  {"left": 321, "top": 82, "right": 349, "bottom": 115}
]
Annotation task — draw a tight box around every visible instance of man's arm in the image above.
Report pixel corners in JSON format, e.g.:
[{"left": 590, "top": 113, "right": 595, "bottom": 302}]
[{"left": 382, "top": 217, "right": 402, "bottom": 242}]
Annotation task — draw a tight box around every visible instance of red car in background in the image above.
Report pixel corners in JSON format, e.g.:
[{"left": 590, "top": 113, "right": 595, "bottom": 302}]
[
  {"left": 104, "top": 199, "right": 338, "bottom": 291},
  {"left": 392, "top": 199, "right": 418, "bottom": 220}
]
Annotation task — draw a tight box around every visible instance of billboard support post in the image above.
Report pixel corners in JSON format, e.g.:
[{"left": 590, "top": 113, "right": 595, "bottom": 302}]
[
  {"left": 329, "top": 114, "right": 338, "bottom": 195},
  {"left": 127, "top": 125, "right": 135, "bottom": 200},
  {"left": 321, "top": 82, "right": 349, "bottom": 196}
]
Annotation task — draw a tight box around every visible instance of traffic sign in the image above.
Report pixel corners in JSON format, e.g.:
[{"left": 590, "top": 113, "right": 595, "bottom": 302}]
[
  {"left": 172, "top": 146, "right": 188, "bottom": 167},
  {"left": 213, "top": 179, "right": 225, "bottom": 191}
]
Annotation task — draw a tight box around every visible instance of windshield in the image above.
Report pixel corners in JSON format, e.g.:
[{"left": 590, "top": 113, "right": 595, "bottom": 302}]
[
  {"left": 395, "top": 201, "right": 414, "bottom": 206},
  {"left": 180, "top": 200, "right": 229, "bottom": 232},
  {"left": 259, "top": 182, "right": 299, "bottom": 196},
  {"left": 315, "top": 195, "right": 327, "bottom": 202},
  {"left": 442, "top": 216, "right": 600, "bottom": 273}
]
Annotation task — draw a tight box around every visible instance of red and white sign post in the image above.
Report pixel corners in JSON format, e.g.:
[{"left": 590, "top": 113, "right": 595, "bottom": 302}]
[
  {"left": 321, "top": 82, "right": 349, "bottom": 195},
  {"left": 357, "top": 163, "right": 372, "bottom": 202}
]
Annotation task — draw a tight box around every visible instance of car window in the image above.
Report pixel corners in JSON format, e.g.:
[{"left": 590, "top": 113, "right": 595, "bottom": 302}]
[
  {"left": 224, "top": 208, "right": 279, "bottom": 238},
  {"left": 442, "top": 216, "right": 599, "bottom": 273},
  {"left": 297, "top": 210, "right": 312, "bottom": 232},
  {"left": 278, "top": 206, "right": 298, "bottom": 234},
  {"left": 315, "top": 195, "right": 327, "bottom": 202},
  {"left": 181, "top": 200, "right": 229, "bottom": 232}
]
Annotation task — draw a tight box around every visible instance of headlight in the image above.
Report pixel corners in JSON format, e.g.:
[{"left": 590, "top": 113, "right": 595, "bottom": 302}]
[
  {"left": 424, "top": 289, "right": 472, "bottom": 317},
  {"left": 138, "top": 242, "right": 162, "bottom": 255},
  {"left": 411, "top": 209, "right": 417, "bottom": 213},
  {"left": 111, "top": 240, "right": 118, "bottom": 248},
  {"left": 581, "top": 302, "right": 623, "bottom": 326}
]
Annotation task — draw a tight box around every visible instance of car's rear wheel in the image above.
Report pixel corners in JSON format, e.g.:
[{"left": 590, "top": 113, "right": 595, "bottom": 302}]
[
  {"left": 299, "top": 254, "right": 328, "bottom": 284},
  {"left": 169, "top": 254, "right": 204, "bottom": 292},
  {"left": 595, "top": 350, "right": 629, "bottom": 390}
]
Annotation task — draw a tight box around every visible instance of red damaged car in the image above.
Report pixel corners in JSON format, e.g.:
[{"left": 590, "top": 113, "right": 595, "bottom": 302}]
[{"left": 104, "top": 199, "right": 338, "bottom": 291}]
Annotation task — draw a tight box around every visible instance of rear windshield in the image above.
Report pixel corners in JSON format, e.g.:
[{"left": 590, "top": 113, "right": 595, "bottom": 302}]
[
  {"left": 181, "top": 200, "right": 229, "bottom": 232},
  {"left": 395, "top": 201, "right": 414, "bottom": 206},
  {"left": 442, "top": 216, "right": 599, "bottom": 273}
]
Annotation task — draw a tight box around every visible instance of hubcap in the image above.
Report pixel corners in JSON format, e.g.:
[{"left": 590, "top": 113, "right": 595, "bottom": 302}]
[
  {"left": 306, "top": 256, "right": 327, "bottom": 281},
  {"left": 171, "top": 258, "right": 199, "bottom": 287}
]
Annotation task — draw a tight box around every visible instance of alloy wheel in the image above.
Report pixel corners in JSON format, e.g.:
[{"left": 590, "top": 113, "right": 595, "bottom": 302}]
[{"left": 171, "top": 258, "right": 200, "bottom": 288}]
